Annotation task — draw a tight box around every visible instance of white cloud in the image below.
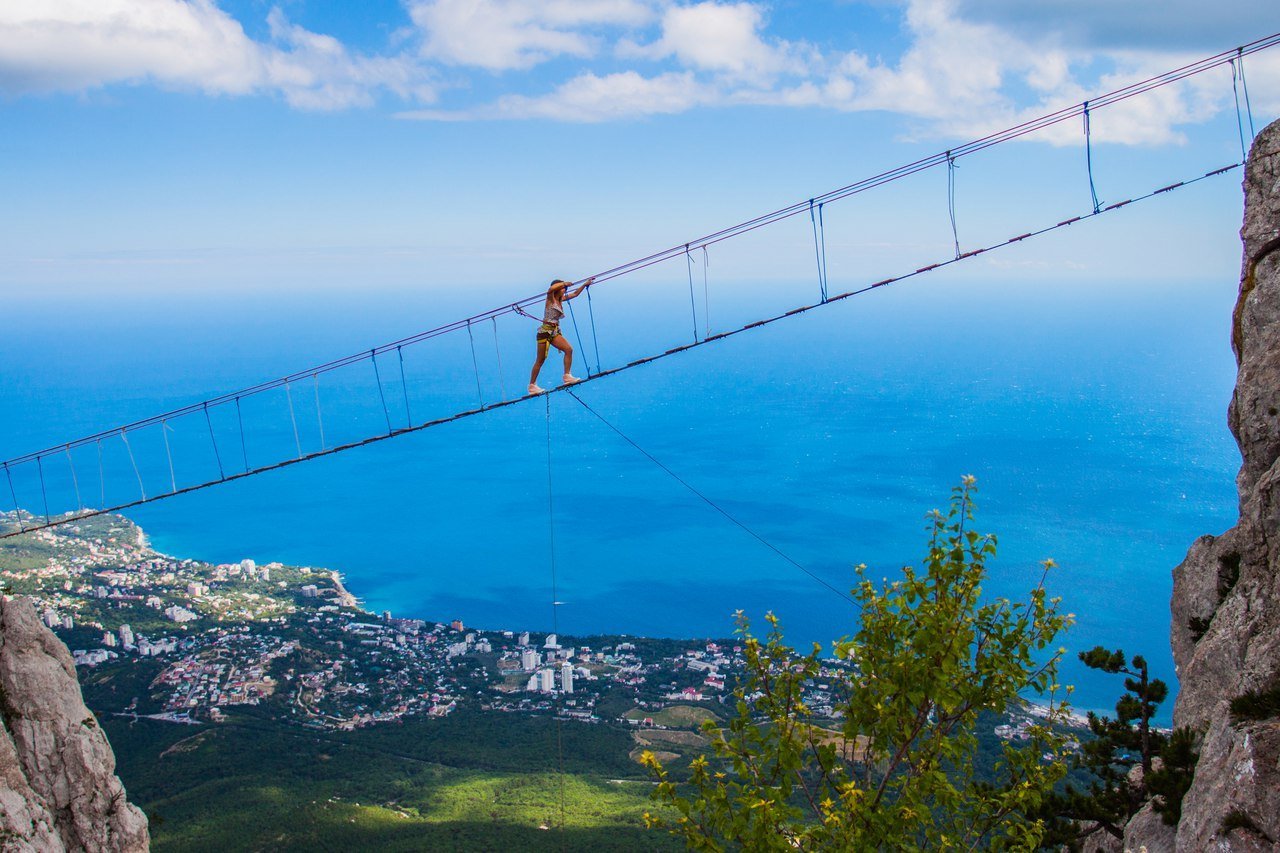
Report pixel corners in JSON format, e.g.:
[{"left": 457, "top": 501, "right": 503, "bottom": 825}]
[
  {"left": 408, "top": 0, "right": 654, "bottom": 71},
  {"left": 620, "top": 2, "right": 807, "bottom": 80},
  {"left": 399, "top": 70, "right": 705, "bottom": 121},
  {"left": 0, "top": 0, "right": 435, "bottom": 109}
]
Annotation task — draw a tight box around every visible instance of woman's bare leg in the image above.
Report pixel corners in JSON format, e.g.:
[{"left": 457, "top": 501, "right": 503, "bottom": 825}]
[
  {"left": 530, "top": 340, "right": 550, "bottom": 385},
  {"left": 551, "top": 335, "right": 574, "bottom": 376}
]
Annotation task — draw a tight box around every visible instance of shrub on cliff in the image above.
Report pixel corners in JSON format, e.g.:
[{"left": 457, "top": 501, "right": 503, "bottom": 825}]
[{"left": 642, "top": 478, "right": 1073, "bottom": 850}]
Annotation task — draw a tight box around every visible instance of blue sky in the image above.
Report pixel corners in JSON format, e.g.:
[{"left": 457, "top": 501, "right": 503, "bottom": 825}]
[{"left": 1, "top": 1, "right": 1278, "bottom": 300}]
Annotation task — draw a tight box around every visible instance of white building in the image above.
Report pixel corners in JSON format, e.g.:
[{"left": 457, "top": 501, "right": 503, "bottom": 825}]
[
  {"left": 560, "top": 662, "right": 574, "bottom": 694},
  {"left": 164, "top": 605, "right": 198, "bottom": 623},
  {"left": 241, "top": 559, "right": 256, "bottom": 574},
  {"left": 61, "top": 616, "right": 74, "bottom": 630},
  {"left": 119, "top": 625, "right": 135, "bottom": 647},
  {"left": 521, "top": 648, "right": 541, "bottom": 671},
  {"left": 537, "top": 668, "right": 555, "bottom": 692},
  {"left": 518, "top": 631, "right": 530, "bottom": 647},
  {"left": 543, "top": 633, "right": 559, "bottom": 650},
  {"left": 300, "top": 584, "right": 319, "bottom": 598}
]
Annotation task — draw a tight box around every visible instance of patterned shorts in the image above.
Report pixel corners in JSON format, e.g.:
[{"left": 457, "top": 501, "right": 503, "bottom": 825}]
[{"left": 536, "top": 323, "right": 559, "bottom": 343}]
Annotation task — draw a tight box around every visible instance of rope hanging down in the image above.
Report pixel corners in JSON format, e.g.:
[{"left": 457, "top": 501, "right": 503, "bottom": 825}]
[
  {"left": 1083, "top": 102, "right": 1102, "bottom": 214},
  {"left": 701, "top": 246, "right": 711, "bottom": 339},
  {"left": 490, "top": 318, "right": 508, "bottom": 402},
  {"left": 65, "top": 446, "right": 82, "bottom": 514},
  {"left": 809, "top": 199, "right": 830, "bottom": 303},
  {"left": 464, "top": 321, "right": 483, "bottom": 408},
  {"left": 565, "top": 299, "right": 591, "bottom": 378},
  {"left": 566, "top": 390, "right": 852, "bottom": 604},
  {"left": 947, "top": 153, "right": 961, "bottom": 259},
  {"left": 584, "top": 287, "right": 602, "bottom": 375},
  {"left": 371, "top": 350, "right": 393, "bottom": 435},
  {"left": 685, "top": 244, "right": 700, "bottom": 343},
  {"left": 1231, "top": 53, "right": 1257, "bottom": 159},
  {"left": 161, "top": 421, "right": 176, "bottom": 494},
  {"left": 36, "top": 457, "right": 50, "bottom": 526}
]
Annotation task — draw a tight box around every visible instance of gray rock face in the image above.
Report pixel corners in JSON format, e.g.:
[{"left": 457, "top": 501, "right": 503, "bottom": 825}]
[
  {"left": 1135, "top": 120, "right": 1280, "bottom": 851},
  {"left": 0, "top": 596, "right": 149, "bottom": 852}
]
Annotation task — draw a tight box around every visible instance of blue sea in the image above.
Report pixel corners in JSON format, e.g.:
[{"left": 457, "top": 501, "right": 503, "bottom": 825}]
[{"left": 1, "top": 269, "right": 1241, "bottom": 721}]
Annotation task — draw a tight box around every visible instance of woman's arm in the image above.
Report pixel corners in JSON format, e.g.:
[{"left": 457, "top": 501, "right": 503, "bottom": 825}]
[{"left": 566, "top": 277, "right": 594, "bottom": 300}]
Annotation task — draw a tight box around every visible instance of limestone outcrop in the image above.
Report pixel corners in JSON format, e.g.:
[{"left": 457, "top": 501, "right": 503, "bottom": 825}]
[
  {"left": 1136, "top": 119, "right": 1280, "bottom": 851},
  {"left": 0, "top": 595, "right": 149, "bottom": 852}
]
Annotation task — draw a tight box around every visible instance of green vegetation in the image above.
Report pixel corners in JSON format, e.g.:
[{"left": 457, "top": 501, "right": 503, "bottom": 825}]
[
  {"left": 1229, "top": 681, "right": 1280, "bottom": 722},
  {"left": 644, "top": 479, "right": 1074, "bottom": 850},
  {"left": 623, "top": 705, "right": 719, "bottom": 729},
  {"left": 103, "top": 711, "right": 680, "bottom": 852},
  {"left": 1040, "top": 647, "right": 1198, "bottom": 848}
]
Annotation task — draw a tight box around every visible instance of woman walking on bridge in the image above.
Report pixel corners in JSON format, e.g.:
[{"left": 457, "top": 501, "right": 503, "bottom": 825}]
[{"left": 527, "top": 277, "right": 592, "bottom": 395}]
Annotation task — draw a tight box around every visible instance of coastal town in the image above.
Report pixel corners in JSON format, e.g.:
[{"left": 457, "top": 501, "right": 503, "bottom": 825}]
[
  {"left": 0, "top": 510, "right": 770, "bottom": 733},
  {"left": 1, "top": 509, "right": 1064, "bottom": 751}
]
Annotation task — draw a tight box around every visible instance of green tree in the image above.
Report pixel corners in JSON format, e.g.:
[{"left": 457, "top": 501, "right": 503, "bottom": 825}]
[
  {"left": 643, "top": 478, "right": 1074, "bottom": 850},
  {"left": 1040, "top": 648, "right": 1197, "bottom": 848}
]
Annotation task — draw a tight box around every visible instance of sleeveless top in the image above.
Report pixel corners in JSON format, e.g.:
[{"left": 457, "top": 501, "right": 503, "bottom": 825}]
[{"left": 543, "top": 300, "right": 564, "bottom": 324}]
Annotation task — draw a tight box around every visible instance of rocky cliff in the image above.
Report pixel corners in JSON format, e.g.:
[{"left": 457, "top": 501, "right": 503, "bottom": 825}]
[
  {"left": 1132, "top": 119, "right": 1280, "bottom": 851},
  {"left": 0, "top": 596, "right": 149, "bottom": 852}
]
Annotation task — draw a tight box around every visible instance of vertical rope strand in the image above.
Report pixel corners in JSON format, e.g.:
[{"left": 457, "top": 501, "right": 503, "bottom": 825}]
[
  {"left": 202, "top": 403, "right": 225, "bottom": 481},
  {"left": 161, "top": 421, "right": 177, "bottom": 494},
  {"left": 701, "top": 246, "right": 711, "bottom": 339},
  {"left": 1084, "top": 101, "right": 1101, "bottom": 214},
  {"left": 566, "top": 300, "right": 590, "bottom": 378},
  {"left": 285, "top": 380, "right": 303, "bottom": 459},
  {"left": 397, "top": 346, "right": 413, "bottom": 426},
  {"left": 490, "top": 317, "right": 508, "bottom": 401},
  {"left": 236, "top": 397, "right": 250, "bottom": 473},
  {"left": 465, "top": 322, "right": 484, "bottom": 406},
  {"left": 809, "top": 199, "right": 830, "bottom": 302},
  {"left": 313, "top": 375, "right": 327, "bottom": 451},
  {"left": 96, "top": 439, "right": 105, "bottom": 508},
  {"left": 1238, "top": 49, "right": 1256, "bottom": 139},
  {"left": 36, "top": 457, "right": 50, "bottom": 525},
  {"left": 584, "top": 287, "right": 602, "bottom": 375},
  {"left": 120, "top": 429, "right": 146, "bottom": 500},
  {"left": 371, "top": 350, "right": 393, "bottom": 434},
  {"left": 817, "top": 203, "right": 830, "bottom": 298},
  {"left": 947, "top": 153, "right": 961, "bottom": 259},
  {"left": 1230, "top": 58, "right": 1249, "bottom": 160},
  {"left": 685, "top": 244, "right": 700, "bottom": 343},
  {"left": 3, "top": 463, "right": 21, "bottom": 531},
  {"left": 65, "top": 446, "right": 82, "bottom": 514}
]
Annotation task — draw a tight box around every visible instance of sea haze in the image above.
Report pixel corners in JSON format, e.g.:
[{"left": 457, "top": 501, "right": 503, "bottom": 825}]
[{"left": 0, "top": 270, "right": 1240, "bottom": 719}]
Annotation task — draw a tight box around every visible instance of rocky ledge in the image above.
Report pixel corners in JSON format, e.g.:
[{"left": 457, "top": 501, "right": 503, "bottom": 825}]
[
  {"left": 1132, "top": 119, "right": 1280, "bottom": 851},
  {"left": 0, "top": 595, "right": 149, "bottom": 852}
]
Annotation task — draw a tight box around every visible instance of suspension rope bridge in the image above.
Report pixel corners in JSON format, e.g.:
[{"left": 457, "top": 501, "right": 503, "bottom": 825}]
[{"left": 2, "top": 33, "right": 1276, "bottom": 547}]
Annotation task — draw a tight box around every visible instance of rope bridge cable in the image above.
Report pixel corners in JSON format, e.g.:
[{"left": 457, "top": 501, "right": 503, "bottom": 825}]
[
  {"left": 3, "top": 33, "right": 1276, "bottom": 483},
  {"left": 0, "top": 160, "right": 1243, "bottom": 540},
  {"left": 566, "top": 390, "right": 852, "bottom": 605}
]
